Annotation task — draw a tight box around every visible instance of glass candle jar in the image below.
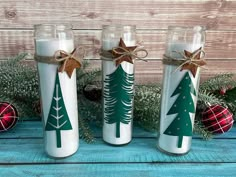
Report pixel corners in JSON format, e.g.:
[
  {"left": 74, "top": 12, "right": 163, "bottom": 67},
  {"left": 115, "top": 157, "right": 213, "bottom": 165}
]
[
  {"left": 101, "top": 25, "right": 136, "bottom": 145},
  {"left": 34, "top": 24, "right": 79, "bottom": 158},
  {"left": 158, "top": 26, "right": 206, "bottom": 155}
]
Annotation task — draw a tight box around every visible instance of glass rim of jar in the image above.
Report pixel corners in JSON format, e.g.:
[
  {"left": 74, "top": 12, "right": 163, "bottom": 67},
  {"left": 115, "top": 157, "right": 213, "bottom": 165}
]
[
  {"left": 34, "top": 24, "right": 73, "bottom": 30},
  {"left": 168, "top": 26, "right": 206, "bottom": 32},
  {"left": 102, "top": 24, "right": 136, "bottom": 30}
]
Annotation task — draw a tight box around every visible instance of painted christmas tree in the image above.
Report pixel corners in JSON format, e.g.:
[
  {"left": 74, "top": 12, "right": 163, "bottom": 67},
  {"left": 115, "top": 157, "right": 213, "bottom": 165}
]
[
  {"left": 45, "top": 73, "right": 72, "bottom": 148},
  {"left": 104, "top": 65, "right": 134, "bottom": 138},
  {"left": 164, "top": 72, "right": 196, "bottom": 148}
]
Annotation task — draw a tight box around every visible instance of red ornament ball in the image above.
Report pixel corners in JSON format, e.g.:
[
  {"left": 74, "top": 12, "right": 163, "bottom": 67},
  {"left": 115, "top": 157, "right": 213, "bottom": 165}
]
[
  {"left": 219, "top": 88, "right": 226, "bottom": 95},
  {"left": 202, "top": 105, "right": 234, "bottom": 134},
  {"left": 0, "top": 102, "right": 18, "bottom": 132}
]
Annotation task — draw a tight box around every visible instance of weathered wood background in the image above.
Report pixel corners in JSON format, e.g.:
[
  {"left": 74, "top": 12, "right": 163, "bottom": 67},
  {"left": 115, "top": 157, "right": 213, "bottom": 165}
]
[{"left": 1, "top": 0, "right": 236, "bottom": 83}]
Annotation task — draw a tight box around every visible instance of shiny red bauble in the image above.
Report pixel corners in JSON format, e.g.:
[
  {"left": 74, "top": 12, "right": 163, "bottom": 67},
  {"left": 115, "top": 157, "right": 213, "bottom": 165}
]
[
  {"left": 202, "top": 105, "right": 234, "bottom": 134},
  {"left": 0, "top": 102, "right": 18, "bottom": 132}
]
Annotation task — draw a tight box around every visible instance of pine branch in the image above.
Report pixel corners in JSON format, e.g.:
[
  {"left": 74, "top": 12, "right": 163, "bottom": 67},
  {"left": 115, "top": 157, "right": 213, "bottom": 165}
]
[
  {"left": 134, "top": 84, "right": 161, "bottom": 131},
  {"left": 0, "top": 53, "right": 39, "bottom": 117},
  {"left": 220, "top": 87, "right": 236, "bottom": 117},
  {"left": 77, "top": 69, "right": 101, "bottom": 92},
  {"left": 199, "top": 73, "right": 236, "bottom": 118},
  {"left": 0, "top": 53, "right": 28, "bottom": 66},
  {"left": 78, "top": 94, "right": 102, "bottom": 125},
  {"left": 0, "top": 96, "right": 39, "bottom": 118},
  {"left": 76, "top": 60, "right": 101, "bottom": 92},
  {"left": 77, "top": 94, "right": 102, "bottom": 143},
  {"left": 194, "top": 119, "right": 212, "bottom": 140},
  {"left": 198, "top": 90, "right": 227, "bottom": 108},
  {"left": 0, "top": 53, "right": 39, "bottom": 102},
  {"left": 200, "top": 73, "right": 236, "bottom": 92},
  {"left": 78, "top": 114, "right": 95, "bottom": 143}
]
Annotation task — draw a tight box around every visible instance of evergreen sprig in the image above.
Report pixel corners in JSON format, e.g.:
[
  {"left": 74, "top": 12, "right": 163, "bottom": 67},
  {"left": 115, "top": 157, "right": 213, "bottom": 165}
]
[
  {"left": 134, "top": 85, "right": 161, "bottom": 131},
  {"left": 0, "top": 53, "right": 39, "bottom": 118},
  {"left": 199, "top": 73, "right": 236, "bottom": 92},
  {"left": 223, "top": 87, "right": 236, "bottom": 116},
  {"left": 193, "top": 119, "right": 212, "bottom": 139},
  {"left": 199, "top": 73, "right": 236, "bottom": 118},
  {"left": 197, "top": 90, "right": 226, "bottom": 108},
  {"left": 77, "top": 94, "right": 102, "bottom": 126},
  {"left": 78, "top": 114, "right": 95, "bottom": 143},
  {"left": 76, "top": 60, "right": 101, "bottom": 92}
]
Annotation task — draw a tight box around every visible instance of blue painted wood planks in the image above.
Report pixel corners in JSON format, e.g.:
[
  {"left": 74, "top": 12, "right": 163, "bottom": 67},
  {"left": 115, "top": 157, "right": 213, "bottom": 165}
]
[
  {"left": 0, "top": 164, "right": 236, "bottom": 177},
  {"left": 0, "top": 121, "right": 235, "bottom": 177}
]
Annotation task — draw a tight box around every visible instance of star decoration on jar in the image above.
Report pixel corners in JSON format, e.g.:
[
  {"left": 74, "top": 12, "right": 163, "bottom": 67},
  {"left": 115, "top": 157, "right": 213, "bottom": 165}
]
[
  {"left": 110, "top": 38, "right": 137, "bottom": 66},
  {"left": 57, "top": 48, "right": 82, "bottom": 78},
  {"left": 181, "top": 47, "right": 206, "bottom": 77}
]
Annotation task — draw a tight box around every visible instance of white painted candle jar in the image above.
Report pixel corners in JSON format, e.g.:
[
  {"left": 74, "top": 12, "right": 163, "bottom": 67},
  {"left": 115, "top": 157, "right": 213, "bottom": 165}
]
[
  {"left": 34, "top": 24, "right": 79, "bottom": 158},
  {"left": 158, "top": 26, "right": 206, "bottom": 155},
  {"left": 101, "top": 25, "right": 136, "bottom": 145}
]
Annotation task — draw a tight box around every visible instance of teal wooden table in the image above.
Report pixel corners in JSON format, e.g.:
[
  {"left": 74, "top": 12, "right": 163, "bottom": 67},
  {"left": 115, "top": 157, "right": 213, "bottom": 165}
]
[{"left": 0, "top": 121, "right": 235, "bottom": 177}]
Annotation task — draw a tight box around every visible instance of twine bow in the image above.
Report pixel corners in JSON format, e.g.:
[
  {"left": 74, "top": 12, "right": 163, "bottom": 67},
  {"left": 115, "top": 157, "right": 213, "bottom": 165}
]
[
  {"left": 100, "top": 38, "right": 148, "bottom": 66},
  {"left": 35, "top": 46, "right": 85, "bottom": 78},
  {"left": 54, "top": 46, "right": 85, "bottom": 73},
  {"left": 100, "top": 46, "right": 148, "bottom": 66},
  {"left": 112, "top": 46, "right": 148, "bottom": 62},
  {"left": 163, "top": 48, "right": 207, "bottom": 77}
]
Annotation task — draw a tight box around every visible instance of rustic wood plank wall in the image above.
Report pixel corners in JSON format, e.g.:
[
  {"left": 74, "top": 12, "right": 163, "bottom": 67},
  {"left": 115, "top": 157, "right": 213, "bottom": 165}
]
[{"left": 0, "top": 0, "right": 236, "bottom": 83}]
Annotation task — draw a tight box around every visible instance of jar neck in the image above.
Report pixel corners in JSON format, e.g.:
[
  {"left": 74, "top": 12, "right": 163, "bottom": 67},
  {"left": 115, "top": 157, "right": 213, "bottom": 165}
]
[
  {"left": 34, "top": 24, "right": 73, "bottom": 40},
  {"left": 168, "top": 26, "right": 205, "bottom": 33},
  {"left": 102, "top": 25, "right": 136, "bottom": 32},
  {"left": 34, "top": 24, "right": 72, "bottom": 31},
  {"left": 101, "top": 25, "right": 136, "bottom": 50},
  {"left": 167, "top": 26, "right": 206, "bottom": 44}
]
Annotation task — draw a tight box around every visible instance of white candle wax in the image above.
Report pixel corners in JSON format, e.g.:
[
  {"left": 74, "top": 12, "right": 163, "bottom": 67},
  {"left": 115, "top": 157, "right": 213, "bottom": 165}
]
[
  {"left": 102, "top": 38, "right": 135, "bottom": 145},
  {"left": 36, "top": 39, "right": 79, "bottom": 158},
  {"left": 158, "top": 42, "right": 204, "bottom": 154}
]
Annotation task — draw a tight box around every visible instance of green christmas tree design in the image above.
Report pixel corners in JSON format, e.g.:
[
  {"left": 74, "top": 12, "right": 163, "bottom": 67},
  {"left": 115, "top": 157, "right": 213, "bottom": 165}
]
[
  {"left": 104, "top": 65, "right": 134, "bottom": 138},
  {"left": 164, "top": 72, "right": 196, "bottom": 148},
  {"left": 45, "top": 73, "right": 72, "bottom": 148}
]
